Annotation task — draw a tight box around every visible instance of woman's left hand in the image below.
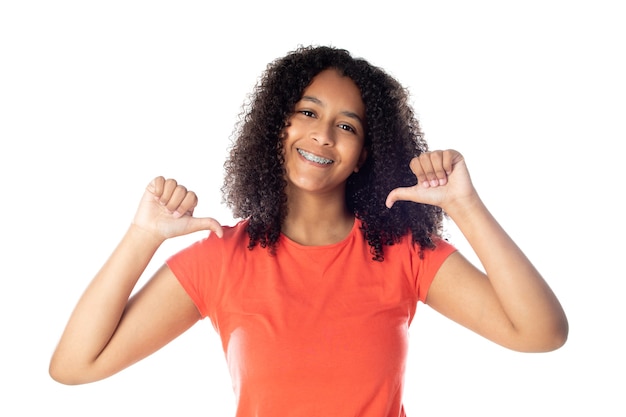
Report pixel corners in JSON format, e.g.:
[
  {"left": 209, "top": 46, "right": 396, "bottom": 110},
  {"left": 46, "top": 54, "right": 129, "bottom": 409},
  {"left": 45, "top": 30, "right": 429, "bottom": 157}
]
[{"left": 385, "top": 149, "right": 477, "bottom": 213}]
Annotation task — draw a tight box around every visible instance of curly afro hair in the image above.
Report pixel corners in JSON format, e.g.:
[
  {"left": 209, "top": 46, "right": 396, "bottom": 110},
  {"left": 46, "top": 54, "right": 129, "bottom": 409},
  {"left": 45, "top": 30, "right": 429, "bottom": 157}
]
[{"left": 222, "top": 45, "right": 444, "bottom": 261}]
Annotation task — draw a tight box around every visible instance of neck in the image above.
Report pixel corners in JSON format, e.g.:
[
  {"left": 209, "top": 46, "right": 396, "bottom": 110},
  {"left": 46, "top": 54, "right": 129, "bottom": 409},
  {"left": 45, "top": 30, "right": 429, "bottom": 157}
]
[{"left": 282, "top": 189, "right": 355, "bottom": 246}]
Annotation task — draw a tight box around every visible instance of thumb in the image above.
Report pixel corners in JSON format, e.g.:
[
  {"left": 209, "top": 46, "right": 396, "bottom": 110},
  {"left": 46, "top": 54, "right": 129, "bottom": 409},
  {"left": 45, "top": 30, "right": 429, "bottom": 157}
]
[
  {"left": 385, "top": 186, "right": 417, "bottom": 208},
  {"left": 186, "top": 216, "right": 224, "bottom": 238},
  {"left": 145, "top": 176, "right": 162, "bottom": 197}
]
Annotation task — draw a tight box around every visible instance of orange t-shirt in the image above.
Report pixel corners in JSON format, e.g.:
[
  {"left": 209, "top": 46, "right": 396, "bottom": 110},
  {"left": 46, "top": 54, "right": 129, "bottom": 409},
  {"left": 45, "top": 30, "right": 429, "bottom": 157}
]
[{"left": 167, "top": 219, "right": 456, "bottom": 417}]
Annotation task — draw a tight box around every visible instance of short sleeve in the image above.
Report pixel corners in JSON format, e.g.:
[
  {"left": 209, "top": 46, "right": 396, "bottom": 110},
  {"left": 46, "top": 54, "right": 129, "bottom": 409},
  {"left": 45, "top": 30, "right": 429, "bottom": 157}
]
[
  {"left": 415, "top": 238, "right": 457, "bottom": 303},
  {"left": 166, "top": 233, "right": 222, "bottom": 318}
]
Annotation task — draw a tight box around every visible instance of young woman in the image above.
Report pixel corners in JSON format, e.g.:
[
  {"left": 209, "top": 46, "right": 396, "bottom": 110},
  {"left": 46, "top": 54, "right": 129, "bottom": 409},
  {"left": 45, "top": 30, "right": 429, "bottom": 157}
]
[{"left": 49, "top": 46, "right": 568, "bottom": 416}]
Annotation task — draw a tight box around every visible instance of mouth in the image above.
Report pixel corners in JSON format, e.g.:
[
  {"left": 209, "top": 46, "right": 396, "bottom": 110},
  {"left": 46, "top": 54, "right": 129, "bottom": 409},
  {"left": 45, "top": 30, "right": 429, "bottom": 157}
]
[{"left": 297, "top": 148, "right": 334, "bottom": 165}]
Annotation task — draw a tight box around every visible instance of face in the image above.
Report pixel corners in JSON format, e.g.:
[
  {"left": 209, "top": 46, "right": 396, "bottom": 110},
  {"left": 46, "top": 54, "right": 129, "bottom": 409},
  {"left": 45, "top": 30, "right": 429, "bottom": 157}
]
[{"left": 282, "top": 69, "right": 367, "bottom": 197}]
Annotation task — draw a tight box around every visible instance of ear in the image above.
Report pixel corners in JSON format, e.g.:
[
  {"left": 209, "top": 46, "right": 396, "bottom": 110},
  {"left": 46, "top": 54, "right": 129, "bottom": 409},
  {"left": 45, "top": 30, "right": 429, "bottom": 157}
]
[{"left": 354, "top": 148, "right": 368, "bottom": 173}]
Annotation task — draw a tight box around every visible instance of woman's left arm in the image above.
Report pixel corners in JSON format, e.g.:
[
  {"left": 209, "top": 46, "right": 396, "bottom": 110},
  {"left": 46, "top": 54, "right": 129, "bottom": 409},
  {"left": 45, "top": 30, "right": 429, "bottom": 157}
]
[{"left": 386, "top": 150, "right": 568, "bottom": 352}]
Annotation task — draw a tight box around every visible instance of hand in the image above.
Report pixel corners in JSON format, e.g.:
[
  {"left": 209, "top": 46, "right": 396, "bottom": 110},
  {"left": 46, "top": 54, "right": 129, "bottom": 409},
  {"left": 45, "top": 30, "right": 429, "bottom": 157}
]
[
  {"left": 132, "top": 176, "right": 223, "bottom": 241},
  {"left": 385, "top": 149, "right": 477, "bottom": 212}
]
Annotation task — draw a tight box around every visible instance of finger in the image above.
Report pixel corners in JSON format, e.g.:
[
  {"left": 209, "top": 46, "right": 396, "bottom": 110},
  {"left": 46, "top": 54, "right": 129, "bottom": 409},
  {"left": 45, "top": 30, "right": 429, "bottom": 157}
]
[
  {"left": 159, "top": 178, "right": 180, "bottom": 206},
  {"left": 429, "top": 151, "right": 448, "bottom": 186},
  {"left": 188, "top": 217, "right": 224, "bottom": 238},
  {"left": 412, "top": 152, "right": 439, "bottom": 187},
  {"left": 171, "top": 190, "right": 198, "bottom": 219},
  {"left": 409, "top": 157, "right": 429, "bottom": 188},
  {"left": 442, "top": 149, "right": 463, "bottom": 174},
  {"left": 385, "top": 186, "right": 415, "bottom": 208},
  {"left": 442, "top": 150, "right": 454, "bottom": 176},
  {"left": 147, "top": 176, "right": 166, "bottom": 198},
  {"left": 163, "top": 184, "right": 191, "bottom": 214},
  {"left": 209, "top": 219, "right": 224, "bottom": 238},
  {"left": 444, "top": 149, "right": 464, "bottom": 175}
]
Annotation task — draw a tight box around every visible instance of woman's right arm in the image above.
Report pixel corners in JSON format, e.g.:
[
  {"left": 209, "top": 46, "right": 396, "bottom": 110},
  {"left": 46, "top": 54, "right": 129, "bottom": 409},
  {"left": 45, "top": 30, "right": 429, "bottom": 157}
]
[{"left": 49, "top": 177, "right": 223, "bottom": 385}]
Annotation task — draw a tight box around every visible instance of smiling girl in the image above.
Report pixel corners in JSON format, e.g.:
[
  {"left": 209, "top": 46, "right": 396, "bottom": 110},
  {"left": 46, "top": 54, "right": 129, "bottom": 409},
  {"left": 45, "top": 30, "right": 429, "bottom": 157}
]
[{"left": 50, "top": 46, "right": 568, "bottom": 417}]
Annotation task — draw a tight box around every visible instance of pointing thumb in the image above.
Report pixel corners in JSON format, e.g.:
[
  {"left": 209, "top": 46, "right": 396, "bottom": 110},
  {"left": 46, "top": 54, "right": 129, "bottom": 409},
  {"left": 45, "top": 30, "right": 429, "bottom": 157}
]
[
  {"left": 386, "top": 187, "right": 413, "bottom": 208},
  {"left": 188, "top": 216, "right": 224, "bottom": 238}
]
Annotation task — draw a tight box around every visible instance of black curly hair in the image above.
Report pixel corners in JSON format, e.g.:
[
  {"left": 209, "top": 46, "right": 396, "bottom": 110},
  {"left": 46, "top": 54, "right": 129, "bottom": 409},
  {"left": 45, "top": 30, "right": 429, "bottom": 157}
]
[{"left": 222, "top": 45, "right": 444, "bottom": 261}]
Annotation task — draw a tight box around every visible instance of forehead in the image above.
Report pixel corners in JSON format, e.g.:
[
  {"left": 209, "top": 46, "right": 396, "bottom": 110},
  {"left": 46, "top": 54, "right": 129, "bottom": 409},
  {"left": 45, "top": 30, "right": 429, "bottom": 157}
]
[{"left": 301, "top": 69, "right": 365, "bottom": 116}]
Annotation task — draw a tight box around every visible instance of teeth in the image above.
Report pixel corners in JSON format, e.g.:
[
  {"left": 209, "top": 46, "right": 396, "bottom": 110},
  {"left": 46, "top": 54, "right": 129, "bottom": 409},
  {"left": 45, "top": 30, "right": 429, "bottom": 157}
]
[{"left": 298, "top": 149, "right": 334, "bottom": 165}]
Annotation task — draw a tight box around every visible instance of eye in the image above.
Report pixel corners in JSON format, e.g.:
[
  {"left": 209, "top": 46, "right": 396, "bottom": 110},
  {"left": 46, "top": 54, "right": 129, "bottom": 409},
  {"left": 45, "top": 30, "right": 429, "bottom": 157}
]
[
  {"left": 299, "top": 110, "right": 315, "bottom": 118},
  {"left": 338, "top": 123, "right": 356, "bottom": 134}
]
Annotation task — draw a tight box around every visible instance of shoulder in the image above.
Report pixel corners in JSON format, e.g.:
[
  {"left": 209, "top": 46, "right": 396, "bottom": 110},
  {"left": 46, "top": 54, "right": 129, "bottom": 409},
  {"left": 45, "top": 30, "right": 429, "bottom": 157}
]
[
  {"left": 385, "top": 233, "right": 456, "bottom": 270},
  {"left": 355, "top": 218, "right": 456, "bottom": 268},
  {"left": 167, "top": 219, "right": 249, "bottom": 265},
  {"left": 200, "top": 218, "right": 250, "bottom": 247},
  {"left": 220, "top": 218, "right": 250, "bottom": 243}
]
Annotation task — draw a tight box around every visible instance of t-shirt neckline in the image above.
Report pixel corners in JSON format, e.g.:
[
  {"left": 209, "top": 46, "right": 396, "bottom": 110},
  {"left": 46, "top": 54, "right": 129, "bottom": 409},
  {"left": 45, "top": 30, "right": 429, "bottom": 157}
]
[{"left": 279, "top": 218, "right": 360, "bottom": 250}]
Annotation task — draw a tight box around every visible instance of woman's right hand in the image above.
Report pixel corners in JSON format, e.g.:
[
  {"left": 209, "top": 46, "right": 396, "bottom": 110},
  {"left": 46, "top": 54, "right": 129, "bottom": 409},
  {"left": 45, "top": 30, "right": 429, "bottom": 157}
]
[
  {"left": 132, "top": 176, "right": 223, "bottom": 241},
  {"left": 50, "top": 176, "right": 217, "bottom": 385}
]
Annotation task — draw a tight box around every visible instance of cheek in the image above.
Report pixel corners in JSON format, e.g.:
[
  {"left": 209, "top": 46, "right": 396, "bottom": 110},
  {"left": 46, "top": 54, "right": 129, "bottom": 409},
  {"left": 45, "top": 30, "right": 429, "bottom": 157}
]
[
  {"left": 281, "top": 123, "right": 296, "bottom": 143},
  {"left": 345, "top": 142, "right": 366, "bottom": 162},
  {"left": 283, "top": 115, "right": 309, "bottom": 139}
]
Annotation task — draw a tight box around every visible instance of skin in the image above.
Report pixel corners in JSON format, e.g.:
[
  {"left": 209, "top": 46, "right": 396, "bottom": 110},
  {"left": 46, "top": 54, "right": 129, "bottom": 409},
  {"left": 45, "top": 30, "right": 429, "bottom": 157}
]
[
  {"left": 387, "top": 152, "right": 568, "bottom": 352},
  {"left": 49, "top": 69, "right": 568, "bottom": 385},
  {"left": 281, "top": 69, "right": 368, "bottom": 245}
]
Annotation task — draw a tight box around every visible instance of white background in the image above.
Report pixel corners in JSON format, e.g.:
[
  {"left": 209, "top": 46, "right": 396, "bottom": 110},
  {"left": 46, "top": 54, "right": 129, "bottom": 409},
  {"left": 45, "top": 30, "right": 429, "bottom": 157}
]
[{"left": 1, "top": 1, "right": 624, "bottom": 415}]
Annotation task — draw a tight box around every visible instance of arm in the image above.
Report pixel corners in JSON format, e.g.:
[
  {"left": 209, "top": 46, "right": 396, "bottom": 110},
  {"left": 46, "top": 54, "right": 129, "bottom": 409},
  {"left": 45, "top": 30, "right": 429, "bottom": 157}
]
[
  {"left": 49, "top": 177, "right": 223, "bottom": 384},
  {"left": 386, "top": 150, "right": 568, "bottom": 352}
]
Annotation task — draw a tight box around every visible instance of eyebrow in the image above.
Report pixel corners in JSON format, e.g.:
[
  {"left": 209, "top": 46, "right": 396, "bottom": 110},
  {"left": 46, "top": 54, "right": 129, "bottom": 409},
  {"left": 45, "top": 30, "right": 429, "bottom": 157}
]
[{"left": 301, "top": 95, "right": 364, "bottom": 125}]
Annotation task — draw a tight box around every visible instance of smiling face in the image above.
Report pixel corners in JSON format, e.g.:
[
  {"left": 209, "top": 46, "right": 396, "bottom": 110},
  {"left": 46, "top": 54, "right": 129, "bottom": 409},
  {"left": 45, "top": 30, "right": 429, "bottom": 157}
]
[{"left": 282, "top": 69, "right": 367, "bottom": 198}]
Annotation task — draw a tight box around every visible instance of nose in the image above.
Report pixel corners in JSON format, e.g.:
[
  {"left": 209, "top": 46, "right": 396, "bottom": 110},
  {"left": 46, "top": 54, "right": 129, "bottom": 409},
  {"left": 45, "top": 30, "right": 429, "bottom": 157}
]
[{"left": 311, "top": 121, "right": 335, "bottom": 146}]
